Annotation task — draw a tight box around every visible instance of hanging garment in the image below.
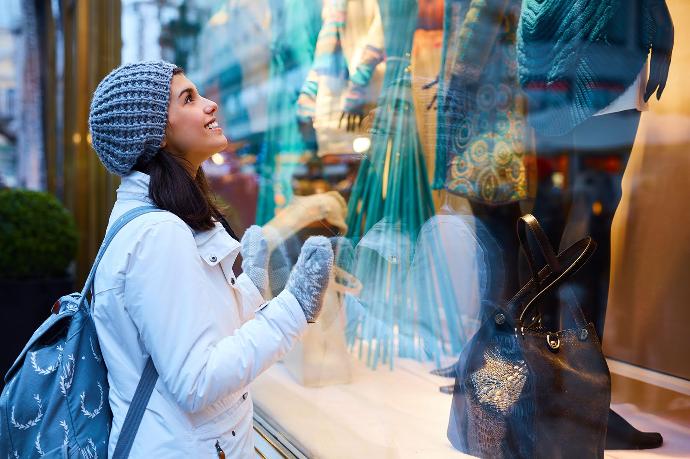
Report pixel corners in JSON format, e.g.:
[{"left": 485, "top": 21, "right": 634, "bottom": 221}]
[
  {"left": 342, "top": 0, "right": 437, "bottom": 368},
  {"left": 346, "top": 0, "right": 434, "bottom": 241},
  {"left": 256, "top": 0, "right": 322, "bottom": 225},
  {"left": 341, "top": 2, "right": 386, "bottom": 115},
  {"left": 296, "top": 0, "right": 349, "bottom": 125},
  {"left": 517, "top": 0, "right": 657, "bottom": 136},
  {"left": 435, "top": 0, "right": 535, "bottom": 205},
  {"left": 297, "top": 0, "right": 385, "bottom": 156}
]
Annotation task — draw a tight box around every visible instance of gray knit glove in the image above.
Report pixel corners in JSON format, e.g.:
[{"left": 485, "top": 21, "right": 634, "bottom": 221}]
[
  {"left": 286, "top": 236, "right": 334, "bottom": 323},
  {"left": 268, "top": 240, "right": 293, "bottom": 298},
  {"left": 240, "top": 225, "right": 269, "bottom": 297}
]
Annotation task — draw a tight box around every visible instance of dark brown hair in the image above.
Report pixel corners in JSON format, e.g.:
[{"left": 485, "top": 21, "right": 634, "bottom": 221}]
[{"left": 133, "top": 67, "right": 233, "bottom": 235}]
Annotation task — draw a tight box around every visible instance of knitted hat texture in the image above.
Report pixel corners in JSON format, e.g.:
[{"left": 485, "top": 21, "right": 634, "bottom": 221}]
[{"left": 88, "top": 61, "right": 177, "bottom": 176}]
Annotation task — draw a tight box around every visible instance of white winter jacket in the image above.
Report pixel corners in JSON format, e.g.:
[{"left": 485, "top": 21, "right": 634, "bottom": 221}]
[{"left": 92, "top": 172, "right": 307, "bottom": 458}]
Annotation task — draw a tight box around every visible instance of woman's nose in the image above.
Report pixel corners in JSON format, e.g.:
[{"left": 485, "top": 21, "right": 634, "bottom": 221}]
[{"left": 203, "top": 99, "right": 218, "bottom": 114}]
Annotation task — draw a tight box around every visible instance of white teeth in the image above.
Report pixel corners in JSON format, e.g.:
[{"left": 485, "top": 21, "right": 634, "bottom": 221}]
[{"left": 206, "top": 121, "right": 219, "bottom": 130}]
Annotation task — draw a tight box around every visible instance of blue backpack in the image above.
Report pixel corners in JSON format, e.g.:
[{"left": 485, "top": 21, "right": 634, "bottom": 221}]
[{"left": 1, "top": 206, "right": 163, "bottom": 458}]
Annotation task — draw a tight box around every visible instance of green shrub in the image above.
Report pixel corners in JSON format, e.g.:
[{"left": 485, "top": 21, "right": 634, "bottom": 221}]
[{"left": 0, "top": 188, "right": 78, "bottom": 280}]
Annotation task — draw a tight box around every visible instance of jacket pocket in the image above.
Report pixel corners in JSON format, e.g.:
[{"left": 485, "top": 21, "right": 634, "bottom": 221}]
[{"left": 191, "top": 392, "right": 250, "bottom": 440}]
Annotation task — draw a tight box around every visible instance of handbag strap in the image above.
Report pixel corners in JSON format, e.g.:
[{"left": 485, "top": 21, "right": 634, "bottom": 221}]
[
  {"left": 517, "top": 241, "right": 596, "bottom": 328},
  {"left": 499, "top": 214, "right": 595, "bottom": 331},
  {"left": 77, "top": 205, "right": 164, "bottom": 457},
  {"left": 517, "top": 214, "right": 562, "bottom": 287}
]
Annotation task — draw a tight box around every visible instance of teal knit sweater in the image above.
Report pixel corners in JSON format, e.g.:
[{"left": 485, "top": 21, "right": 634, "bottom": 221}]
[{"left": 517, "top": 0, "right": 656, "bottom": 136}]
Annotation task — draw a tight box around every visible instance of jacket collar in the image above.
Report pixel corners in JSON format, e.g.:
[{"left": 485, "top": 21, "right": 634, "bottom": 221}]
[
  {"left": 117, "top": 171, "right": 154, "bottom": 204},
  {"left": 118, "top": 171, "right": 241, "bottom": 267}
]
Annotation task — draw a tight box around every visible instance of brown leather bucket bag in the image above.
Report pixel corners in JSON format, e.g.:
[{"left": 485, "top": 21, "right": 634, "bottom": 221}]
[{"left": 448, "top": 214, "right": 611, "bottom": 458}]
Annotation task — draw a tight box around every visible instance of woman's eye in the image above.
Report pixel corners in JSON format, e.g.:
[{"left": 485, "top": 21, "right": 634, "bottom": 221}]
[{"left": 185, "top": 94, "right": 193, "bottom": 104}]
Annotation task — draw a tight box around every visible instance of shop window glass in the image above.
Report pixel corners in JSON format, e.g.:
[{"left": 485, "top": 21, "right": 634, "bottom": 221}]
[{"left": 122, "top": 0, "right": 690, "bottom": 456}]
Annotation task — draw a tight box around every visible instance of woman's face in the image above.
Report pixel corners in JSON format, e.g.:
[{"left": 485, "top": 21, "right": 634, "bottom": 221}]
[{"left": 162, "top": 73, "right": 228, "bottom": 172}]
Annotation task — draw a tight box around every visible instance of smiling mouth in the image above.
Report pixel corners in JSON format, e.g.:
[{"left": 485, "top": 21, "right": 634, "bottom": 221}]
[{"left": 205, "top": 120, "right": 220, "bottom": 130}]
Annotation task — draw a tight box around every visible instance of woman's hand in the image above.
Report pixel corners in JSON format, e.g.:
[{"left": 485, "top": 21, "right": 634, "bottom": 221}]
[
  {"left": 240, "top": 225, "right": 269, "bottom": 297},
  {"left": 286, "top": 236, "right": 334, "bottom": 323}
]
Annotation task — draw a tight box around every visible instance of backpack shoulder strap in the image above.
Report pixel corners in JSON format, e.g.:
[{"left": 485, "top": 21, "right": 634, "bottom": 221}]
[
  {"left": 82, "top": 206, "right": 164, "bottom": 457},
  {"left": 111, "top": 357, "right": 158, "bottom": 459},
  {"left": 78, "top": 205, "right": 164, "bottom": 308}
]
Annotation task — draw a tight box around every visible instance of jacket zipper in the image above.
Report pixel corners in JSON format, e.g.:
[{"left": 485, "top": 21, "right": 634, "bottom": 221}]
[{"left": 215, "top": 440, "right": 226, "bottom": 459}]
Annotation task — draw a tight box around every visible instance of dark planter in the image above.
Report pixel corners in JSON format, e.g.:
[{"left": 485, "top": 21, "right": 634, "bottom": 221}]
[{"left": 0, "top": 277, "right": 75, "bottom": 384}]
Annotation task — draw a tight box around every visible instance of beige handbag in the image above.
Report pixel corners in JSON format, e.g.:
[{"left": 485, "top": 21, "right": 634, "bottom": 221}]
[{"left": 284, "top": 267, "right": 362, "bottom": 387}]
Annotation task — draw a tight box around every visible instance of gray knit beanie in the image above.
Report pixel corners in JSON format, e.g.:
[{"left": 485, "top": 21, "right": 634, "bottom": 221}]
[{"left": 88, "top": 60, "right": 177, "bottom": 176}]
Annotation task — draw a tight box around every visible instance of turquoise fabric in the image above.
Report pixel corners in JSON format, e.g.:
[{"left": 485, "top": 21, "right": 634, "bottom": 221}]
[
  {"left": 256, "top": 0, "right": 322, "bottom": 224},
  {"left": 345, "top": 0, "right": 436, "bottom": 368},
  {"left": 517, "top": 0, "right": 655, "bottom": 136},
  {"left": 346, "top": 0, "right": 434, "bottom": 243}
]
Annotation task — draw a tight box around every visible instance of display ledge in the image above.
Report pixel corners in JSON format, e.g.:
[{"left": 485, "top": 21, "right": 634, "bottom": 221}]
[
  {"left": 252, "top": 356, "right": 458, "bottom": 458},
  {"left": 251, "top": 357, "right": 690, "bottom": 458},
  {"left": 253, "top": 411, "right": 307, "bottom": 459}
]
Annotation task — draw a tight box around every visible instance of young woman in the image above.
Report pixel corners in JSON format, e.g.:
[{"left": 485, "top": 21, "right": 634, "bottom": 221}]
[{"left": 88, "top": 61, "right": 333, "bottom": 457}]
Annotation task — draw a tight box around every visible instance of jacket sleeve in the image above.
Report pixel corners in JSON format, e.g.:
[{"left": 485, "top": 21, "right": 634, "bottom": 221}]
[
  {"left": 234, "top": 272, "right": 266, "bottom": 323},
  {"left": 123, "top": 220, "right": 307, "bottom": 413}
]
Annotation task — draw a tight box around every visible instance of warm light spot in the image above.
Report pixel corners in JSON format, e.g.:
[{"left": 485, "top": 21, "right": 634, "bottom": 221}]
[
  {"left": 381, "top": 139, "right": 392, "bottom": 200},
  {"left": 592, "top": 201, "right": 603, "bottom": 216},
  {"left": 209, "top": 10, "right": 228, "bottom": 26},
  {"left": 86, "top": 133, "right": 92, "bottom": 145},
  {"left": 551, "top": 172, "right": 564, "bottom": 189},
  {"left": 353, "top": 137, "right": 371, "bottom": 154},
  {"left": 72, "top": 133, "right": 81, "bottom": 145},
  {"left": 211, "top": 153, "right": 225, "bottom": 165}
]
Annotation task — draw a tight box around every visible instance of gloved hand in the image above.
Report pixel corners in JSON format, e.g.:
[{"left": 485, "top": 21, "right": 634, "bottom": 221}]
[
  {"left": 644, "top": 0, "right": 674, "bottom": 102},
  {"left": 286, "top": 236, "right": 334, "bottom": 323},
  {"left": 240, "top": 225, "right": 269, "bottom": 297},
  {"left": 268, "top": 240, "right": 293, "bottom": 298}
]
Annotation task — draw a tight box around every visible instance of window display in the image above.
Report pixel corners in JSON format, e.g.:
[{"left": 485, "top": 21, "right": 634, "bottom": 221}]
[{"left": 132, "top": 0, "right": 688, "bottom": 456}]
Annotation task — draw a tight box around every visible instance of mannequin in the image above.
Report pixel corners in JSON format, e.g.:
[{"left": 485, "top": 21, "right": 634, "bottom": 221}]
[
  {"left": 338, "top": 2, "right": 386, "bottom": 131},
  {"left": 296, "top": 0, "right": 385, "bottom": 155},
  {"left": 518, "top": 0, "right": 674, "bottom": 450}
]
